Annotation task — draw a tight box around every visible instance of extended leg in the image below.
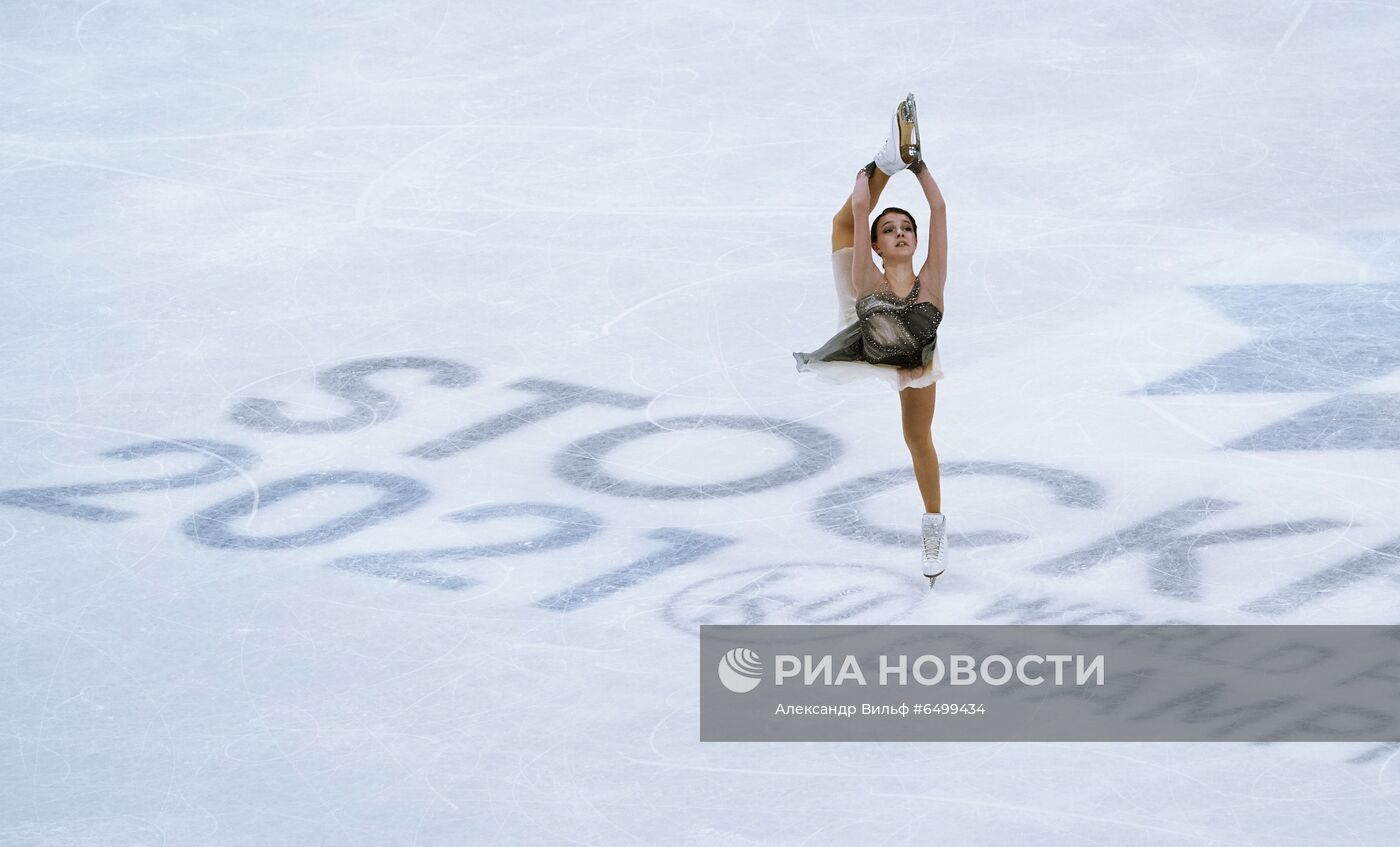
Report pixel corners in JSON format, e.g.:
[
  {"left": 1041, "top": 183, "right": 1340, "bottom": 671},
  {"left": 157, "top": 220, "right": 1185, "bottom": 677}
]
[{"left": 832, "top": 168, "right": 890, "bottom": 252}]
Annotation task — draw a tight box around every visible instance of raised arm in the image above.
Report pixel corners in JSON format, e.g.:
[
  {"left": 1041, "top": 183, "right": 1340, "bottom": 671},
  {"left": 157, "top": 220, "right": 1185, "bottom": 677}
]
[
  {"left": 914, "top": 165, "right": 948, "bottom": 302},
  {"left": 850, "top": 168, "right": 882, "bottom": 293}
]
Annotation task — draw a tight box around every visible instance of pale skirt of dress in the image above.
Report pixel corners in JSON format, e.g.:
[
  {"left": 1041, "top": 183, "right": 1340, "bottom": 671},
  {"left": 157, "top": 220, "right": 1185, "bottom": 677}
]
[{"left": 795, "top": 247, "right": 944, "bottom": 391}]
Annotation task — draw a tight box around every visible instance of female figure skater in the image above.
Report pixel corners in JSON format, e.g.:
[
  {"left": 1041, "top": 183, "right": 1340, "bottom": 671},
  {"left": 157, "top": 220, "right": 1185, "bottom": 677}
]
[{"left": 794, "top": 94, "right": 950, "bottom": 588}]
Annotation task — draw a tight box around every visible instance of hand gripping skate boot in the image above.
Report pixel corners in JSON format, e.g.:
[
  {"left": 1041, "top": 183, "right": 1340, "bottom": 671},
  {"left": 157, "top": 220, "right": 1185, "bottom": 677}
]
[
  {"left": 872, "top": 93, "right": 922, "bottom": 175},
  {"left": 921, "top": 512, "right": 947, "bottom": 588}
]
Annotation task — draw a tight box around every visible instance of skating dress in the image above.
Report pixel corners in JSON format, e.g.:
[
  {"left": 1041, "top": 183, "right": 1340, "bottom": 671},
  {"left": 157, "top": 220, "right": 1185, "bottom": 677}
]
[{"left": 794, "top": 247, "right": 944, "bottom": 390}]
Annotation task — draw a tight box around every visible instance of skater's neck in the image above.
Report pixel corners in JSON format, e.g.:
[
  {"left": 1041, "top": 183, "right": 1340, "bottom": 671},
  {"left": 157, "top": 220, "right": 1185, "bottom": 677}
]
[{"left": 882, "top": 262, "right": 917, "bottom": 293}]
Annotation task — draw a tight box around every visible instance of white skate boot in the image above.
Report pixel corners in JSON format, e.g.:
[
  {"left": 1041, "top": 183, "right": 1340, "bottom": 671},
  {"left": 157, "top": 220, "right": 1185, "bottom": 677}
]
[
  {"left": 921, "top": 512, "right": 946, "bottom": 588},
  {"left": 872, "top": 93, "right": 922, "bottom": 175}
]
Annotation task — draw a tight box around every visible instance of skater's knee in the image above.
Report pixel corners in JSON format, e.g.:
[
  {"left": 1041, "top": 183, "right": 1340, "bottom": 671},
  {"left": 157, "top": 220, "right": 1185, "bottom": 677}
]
[
  {"left": 903, "top": 428, "right": 935, "bottom": 451},
  {"left": 831, "top": 226, "right": 855, "bottom": 253},
  {"left": 832, "top": 206, "right": 855, "bottom": 232}
]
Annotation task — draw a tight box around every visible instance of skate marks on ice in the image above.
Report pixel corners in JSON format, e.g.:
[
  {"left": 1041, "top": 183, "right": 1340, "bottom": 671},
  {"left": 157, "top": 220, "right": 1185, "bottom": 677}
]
[
  {"left": 1231, "top": 392, "right": 1400, "bottom": 451},
  {"left": 0, "top": 438, "right": 260, "bottom": 522},
  {"left": 5, "top": 350, "right": 1398, "bottom": 624},
  {"left": 662, "top": 563, "right": 924, "bottom": 637},
  {"left": 0, "top": 355, "right": 876, "bottom": 625},
  {"left": 811, "top": 461, "right": 1104, "bottom": 548},
  {"left": 1139, "top": 283, "right": 1400, "bottom": 451},
  {"left": 810, "top": 464, "right": 1389, "bottom": 614}
]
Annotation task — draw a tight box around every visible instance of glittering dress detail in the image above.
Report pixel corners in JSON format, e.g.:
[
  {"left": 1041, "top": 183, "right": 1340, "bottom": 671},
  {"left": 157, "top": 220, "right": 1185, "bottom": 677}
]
[{"left": 795, "top": 276, "right": 943, "bottom": 377}]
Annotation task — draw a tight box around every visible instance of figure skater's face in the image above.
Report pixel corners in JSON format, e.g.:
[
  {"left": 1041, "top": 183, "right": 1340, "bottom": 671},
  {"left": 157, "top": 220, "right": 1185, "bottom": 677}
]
[{"left": 872, "top": 212, "right": 917, "bottom": 260}]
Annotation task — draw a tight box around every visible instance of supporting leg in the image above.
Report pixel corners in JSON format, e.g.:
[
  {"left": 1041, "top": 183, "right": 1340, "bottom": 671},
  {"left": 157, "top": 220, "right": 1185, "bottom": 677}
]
[
  {"left": 899, "top": 383, "right": 940, "bottom": 512},
  {"left": 902, "top": 383, "right": 947, "bottom": 586}
]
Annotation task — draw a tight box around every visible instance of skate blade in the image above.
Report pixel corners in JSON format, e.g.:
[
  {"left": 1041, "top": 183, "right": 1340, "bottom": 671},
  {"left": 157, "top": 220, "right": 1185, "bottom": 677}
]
[
  {"left": 924, "top": 569, "right": 944, "bottom": 589},
  {"left": 898, "top": 94, "right": 921, "bottom": 162}
]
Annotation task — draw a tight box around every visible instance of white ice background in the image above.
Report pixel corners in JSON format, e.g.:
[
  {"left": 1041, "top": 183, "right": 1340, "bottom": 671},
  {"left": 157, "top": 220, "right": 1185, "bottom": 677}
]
[{"left": 3, "top": 0, "right": 1400, "bottom": 844}]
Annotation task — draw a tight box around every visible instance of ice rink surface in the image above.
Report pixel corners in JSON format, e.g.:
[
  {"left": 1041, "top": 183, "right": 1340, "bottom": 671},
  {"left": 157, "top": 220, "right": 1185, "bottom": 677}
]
[{"left": 4, "top": 0, "right": 1400, "bottom": 843}]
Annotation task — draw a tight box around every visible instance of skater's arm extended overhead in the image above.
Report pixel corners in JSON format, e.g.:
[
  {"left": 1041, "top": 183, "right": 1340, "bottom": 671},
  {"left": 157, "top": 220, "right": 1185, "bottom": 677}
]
[
  {"left": 850, "top": 169, "right": 881, "bottom": 292},
  {"left": 915, "top": 166, "right": 948, "bottom": 298}
]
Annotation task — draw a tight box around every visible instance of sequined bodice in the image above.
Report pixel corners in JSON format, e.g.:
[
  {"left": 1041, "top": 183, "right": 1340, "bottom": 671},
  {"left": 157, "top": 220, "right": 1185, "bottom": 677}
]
[{"left": 853, "top": 277, "right": 942, "bottom": 368}]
